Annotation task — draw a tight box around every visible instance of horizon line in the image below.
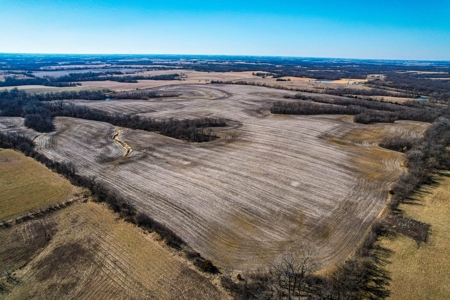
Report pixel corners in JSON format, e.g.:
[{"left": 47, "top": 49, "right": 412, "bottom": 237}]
[{"left": 0, "top": 52, "right": 449, "bottom": 63}]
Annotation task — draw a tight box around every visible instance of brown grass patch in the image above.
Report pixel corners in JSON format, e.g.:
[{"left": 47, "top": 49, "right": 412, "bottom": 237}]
[
  {"left": 330, "top": 78, "right": 368, "bottom": 84},
  {"left": 1, "top": 202, "right": 227, "bottom": 300},
  {"left": 0, "top": 149, "right": 76, "bottom": 220},
  {"left": 378, "top": 173, "right": 450, "bottom": 299}
]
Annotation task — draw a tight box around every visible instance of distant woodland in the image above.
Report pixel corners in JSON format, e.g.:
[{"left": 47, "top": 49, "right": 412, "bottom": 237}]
[
  {"left": 0, "top": 72, "right": 180, "bottom": 87},
  {"left": 1, "top": 54, "right": 449, "bottom": 102}
]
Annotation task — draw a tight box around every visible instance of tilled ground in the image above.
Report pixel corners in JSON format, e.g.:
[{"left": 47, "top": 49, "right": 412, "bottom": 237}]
[{"left": 0, "top": 84, "right": 429, "bottom": 271}]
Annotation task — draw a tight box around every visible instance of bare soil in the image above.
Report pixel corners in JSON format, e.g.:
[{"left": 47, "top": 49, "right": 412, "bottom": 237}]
[{"left": 0, "top": 84, "right": 429, "bottom": 272}]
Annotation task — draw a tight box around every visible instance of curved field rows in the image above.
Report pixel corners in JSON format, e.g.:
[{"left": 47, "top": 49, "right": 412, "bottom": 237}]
[
  {"left": 2, "top": 202, "right": 227, "bottom": 300},
  {"left": 33, "top": 118, "right": 124, "bottom": 177},
  {"left": 5, "top": 84, "right": 430, "bottom": 271},
  {"left": 0, "top": 116, "right": 40, "bottom": 139}
]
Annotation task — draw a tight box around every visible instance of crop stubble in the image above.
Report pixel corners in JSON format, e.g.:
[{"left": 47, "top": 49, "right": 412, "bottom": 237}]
[
  {"left": 1, "top": 202, "right": 226, "bottom": 300},
  {"left": 0, "top": 149, "right": 76, "bottom": 220},
  {"left": 0, "top": 84, "right": 429, "bottom": 271}
]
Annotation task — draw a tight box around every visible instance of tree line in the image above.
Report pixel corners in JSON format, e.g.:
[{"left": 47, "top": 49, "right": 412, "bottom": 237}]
[
  {"left": 211, "top": 80, "right": 402, "bottom": 100},
  {"left": 321, "top": 87, "right": 414, "bottom": 98},
  {"left": 35, "top": 89, "right": 111, "bottom": 101},
  {"left": 183, "top": 58, "right": 448, "bottom": 81},
  {"left": 57, "top": 103, "right": 225, "bottom": 142},
  {"left": 57, "top": 72, "right": 180, "bottom": 83},
  {"left": 381, "top": 116, "right": 450, "bottom": 209},
  {"left": 212, "top": 79, "right": 429, "bottom": 101},
  {"left": 0, "top": 72, "right": 180, "bottom": 87},
  {"left": 110, "top": 90, "right": 180, "bottom": 100},
  {"left": 0, "top": 76, "right": 77, "bottom": 87},
  {"left": 0, "top": 88, "right": 225, "bottom": 142},
  {"left": 271, "top": 93, "right": 443, "bottom": 124},
  {"left": 32, "top": 89, "right": 179, "bottom": 101},
  {"left": 368, "top": 73, "right": 450, "bottom": 102}
]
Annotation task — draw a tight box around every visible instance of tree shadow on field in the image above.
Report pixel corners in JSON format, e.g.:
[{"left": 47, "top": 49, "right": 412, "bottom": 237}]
[
  {"left": 348, "top": 228, "right": 394, "bottom": 299},
  {"left": 438, "top": 171, "right": 450, "bottom": 178},
  {"left": 372, "top": 241, "right": 395, "bottom": 266},
  {"left": 394, "top": 187, "right": 431, "bottom": 212}
]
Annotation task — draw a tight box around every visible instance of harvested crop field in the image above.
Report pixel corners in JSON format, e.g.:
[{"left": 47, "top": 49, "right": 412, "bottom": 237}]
[
  {"left": 0, "top": 117, "right": 40, "bottom": 138},
  {"left": 0, "top": 84, "right": 430, "bottom": 271},
  {"left": 1, "top": 69, "right": 416, "bottom": 102},
  {"left": 0, "top": 201, "right": 227, "bottom": 300},
  {"left": 77, "top": 70, "right": 411, "bottom": 101},
  {"left": 0, "top": 149, "right": 77, "bottom": 220}
]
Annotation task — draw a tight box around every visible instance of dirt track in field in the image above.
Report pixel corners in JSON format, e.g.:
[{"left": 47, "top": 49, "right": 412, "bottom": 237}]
[{"left": 0, "top": 84, "right": 429, "bottom": 271}]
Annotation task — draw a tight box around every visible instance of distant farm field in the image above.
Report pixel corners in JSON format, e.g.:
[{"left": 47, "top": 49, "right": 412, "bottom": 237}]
[
  {"left": 0, "top": 84, "right": 429, "bottom": 271},
  {"left": 0, "top": 149, "right": 76, "bottom": 220},
  {"left": 379, "top": 173, "right": 450, "bottom": 300},
  {"left": 1, "top": 69, "right": 417, "bottom": 102},
  {"left": 75, "top": 69, "right": 406, "bottom": 96}
]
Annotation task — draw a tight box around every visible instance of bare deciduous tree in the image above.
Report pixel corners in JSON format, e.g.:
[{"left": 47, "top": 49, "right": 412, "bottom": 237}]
[{"left": 271, "top": 246, "right": 320, "bottom": 300}]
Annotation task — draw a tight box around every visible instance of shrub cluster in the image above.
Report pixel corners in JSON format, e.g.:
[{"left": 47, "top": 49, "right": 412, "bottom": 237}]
[{"left": 379, "top": 136, "right": 418, "bottom": 152}]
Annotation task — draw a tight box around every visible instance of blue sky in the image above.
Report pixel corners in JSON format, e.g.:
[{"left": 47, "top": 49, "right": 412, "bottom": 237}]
[{"left": 1, "top": 0, "right": 449, "bottom": 60}]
